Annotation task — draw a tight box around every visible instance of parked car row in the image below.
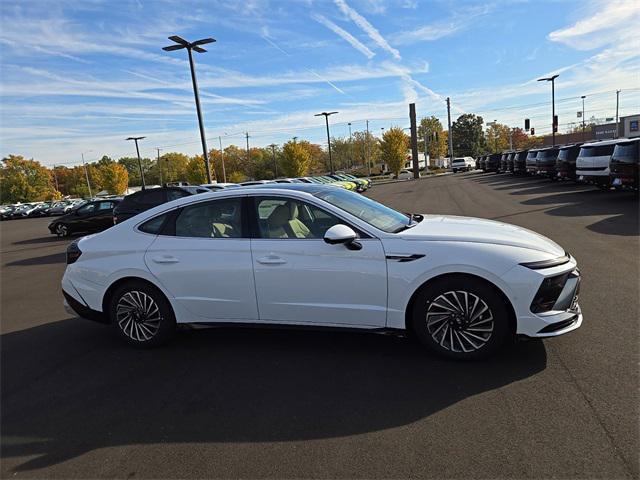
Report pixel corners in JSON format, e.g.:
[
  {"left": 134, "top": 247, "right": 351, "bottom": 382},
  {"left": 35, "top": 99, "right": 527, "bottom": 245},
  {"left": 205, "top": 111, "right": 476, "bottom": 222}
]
[
  {"left": 47, "top": 174, "right": 374, "bottom": 237},
  {"left": 0, "top": 199, "right": 86, "bottom": 221},
  {"left": 475, "top": 137, "right": 639, "bottom": 190}
]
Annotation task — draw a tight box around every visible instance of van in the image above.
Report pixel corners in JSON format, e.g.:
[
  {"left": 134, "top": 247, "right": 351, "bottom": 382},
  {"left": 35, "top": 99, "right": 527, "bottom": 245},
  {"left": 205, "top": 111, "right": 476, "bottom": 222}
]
[
  {"left": 610, "top": 138, "right": 639, "bottom": 190},
  {"left": 513, "top": 150, "right": 528, "bottom": 174},
  {"left": 485, "top": 153, "right": 501, "bottom": 173},
  {"left": 576, "top": 139, "right": 617, "bottom": 187}
]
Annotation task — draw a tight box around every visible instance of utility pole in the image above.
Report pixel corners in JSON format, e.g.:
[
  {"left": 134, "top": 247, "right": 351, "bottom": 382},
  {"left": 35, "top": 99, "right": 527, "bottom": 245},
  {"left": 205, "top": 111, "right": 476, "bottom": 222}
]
[
  {"left": 245, "top": 132, "right": 251, "bottom": 178},
  {"left": 269, "top": 143, "right": 278, "bottom": 178},
  {"left": 424, "top": 134, "right": 429, "bottom": 171},
  {"left": 348, "top": 122, "right": 353, "bottom": 169},
  {"left": 581, "top": 95, "right": 586, "bottom": 141},
  {"left": 219, "top": 136, "right": 226, "bottom": 183},
  {"left": 615, "top": 90, "right": 620, "bottom": 139},
  {"left": 81, "top": 152, "right": 93, "bottom": 198},
  {"left": 156, "top": 148, "right": 163, "bottom": 185},
  {"left": 52, "top": 164, "right": 59, "bottom": 191},
  {"left": 409, "top": 103, "right": 419, "bottom": 179},
  {"left": 446, "top": 97, "right": 453, "bottom": 164},
  {"left": 315, "top": 111, "right": 338, "bottom": 174},
  {"left": 162, "top": 36, "right": 216, "bottom": 183},
  {"left": 366, "top": 120, "right": 371, "bottom": 175},
  {"left": 126, "top": 136, "right": 146, "bottom": 189},
  {"left": 509, "top": 129, "right": 514, "bottom": 151}
]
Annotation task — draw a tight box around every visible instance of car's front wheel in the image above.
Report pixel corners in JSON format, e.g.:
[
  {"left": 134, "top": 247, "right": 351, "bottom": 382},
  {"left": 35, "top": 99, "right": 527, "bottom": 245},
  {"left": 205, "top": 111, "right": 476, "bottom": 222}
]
[
  {"left": 109, "top": 281, "right": 176, "bottom": 348},
  {"left": 411, "top": 276, "right": 512, "bottom": 360},
  {"left": 55, "top": 223, "right": 69, "bottom": 237}
]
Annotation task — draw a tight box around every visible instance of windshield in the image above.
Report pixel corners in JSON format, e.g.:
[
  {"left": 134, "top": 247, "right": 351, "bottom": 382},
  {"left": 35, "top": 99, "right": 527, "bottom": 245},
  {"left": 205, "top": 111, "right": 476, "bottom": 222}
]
[
  {"left": 314, "top": 189, "right": 410, "bottom": 233},
  {"left": 580, "top": 145, "right": 615, "bottom": 157}
]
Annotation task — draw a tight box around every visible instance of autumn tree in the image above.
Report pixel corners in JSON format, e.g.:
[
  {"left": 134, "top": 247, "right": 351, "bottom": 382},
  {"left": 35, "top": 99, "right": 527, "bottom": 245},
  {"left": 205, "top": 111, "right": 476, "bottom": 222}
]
[
  {"left": 184, "top": 156, "right": 207, "bottom": 184},
  {"left": 485, "top": 122, "right": 511, "bottom": 153},
  {"left": 0, "top": 155, "right": 59, "bottom": 203},
  {"left": 281, "top": 140, "right": 312, "bottom": 177},
  {"left": 451, "top": 114, "right": 485, "bottom": 157},
  {"left": 380, "top": 127, "right": 408, "bottom": 177},
  {"left": 418, "top": 116, "right": 447, "bottom": 160},
  {"left": 154, "top": 152, "right": 189, "bottom": 184},
  {"left": 98, "top": 162, "right": 129, "bottom": 194}
]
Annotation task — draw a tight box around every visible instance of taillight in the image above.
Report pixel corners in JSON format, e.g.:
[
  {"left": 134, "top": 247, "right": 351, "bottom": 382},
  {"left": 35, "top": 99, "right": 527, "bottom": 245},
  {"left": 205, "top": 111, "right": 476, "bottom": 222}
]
[
  {"left": 113, "top": 216, "right": 117, "bottom": 225},
  {"left": 66, "top": 240, "right": 82, "bottom": 265}
]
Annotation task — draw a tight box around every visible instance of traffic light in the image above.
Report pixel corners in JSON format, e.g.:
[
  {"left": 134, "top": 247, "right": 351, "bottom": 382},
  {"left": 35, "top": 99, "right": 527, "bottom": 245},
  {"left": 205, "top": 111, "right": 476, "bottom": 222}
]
[
  {"left": 524, "top": 118, "right": 530, "bottom": 130},
  {"left": 553, "top": 115, "right": 559, "bottom": 133},
  {"left": 530, "top": 128, "right": 535, "bottom": 135}
]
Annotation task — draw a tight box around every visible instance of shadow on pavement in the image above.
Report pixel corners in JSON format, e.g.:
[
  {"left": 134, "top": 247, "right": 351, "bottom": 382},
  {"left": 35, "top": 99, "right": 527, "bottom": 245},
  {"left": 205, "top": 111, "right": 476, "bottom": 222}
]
[
  {"left": 467, "top": 173, "right": 638, "bottom": 236},
  {"left": 5, "top": 252, "right": 66, "bottom": 267},
  {"left": 11, "top": 236, "right": 69, "bottom": 246},
  {"left": 1, "top": 319, "right": 547, "bottom": 472}
]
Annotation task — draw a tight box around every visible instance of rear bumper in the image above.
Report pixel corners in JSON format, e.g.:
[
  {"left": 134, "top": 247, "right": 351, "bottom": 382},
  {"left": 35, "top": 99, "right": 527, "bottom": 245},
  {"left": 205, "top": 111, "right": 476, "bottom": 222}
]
[{"left": 63, "top": 290, "right": 109, "bottom": 324}]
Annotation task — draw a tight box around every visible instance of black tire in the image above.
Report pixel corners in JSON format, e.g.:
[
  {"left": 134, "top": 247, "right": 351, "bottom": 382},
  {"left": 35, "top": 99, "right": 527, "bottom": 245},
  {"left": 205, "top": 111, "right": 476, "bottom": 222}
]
[
  {"left": 109, "top": 280, "right": 176, "bottom": 348},
  {"left": 410, "top": 276, "right": 512, "bottom": 360}
]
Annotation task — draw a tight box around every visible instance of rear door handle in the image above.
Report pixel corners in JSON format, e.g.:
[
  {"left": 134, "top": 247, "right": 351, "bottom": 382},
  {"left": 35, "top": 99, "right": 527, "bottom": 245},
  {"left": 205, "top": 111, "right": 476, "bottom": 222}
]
[
  {"left": 257, "top": 255, "right": 286, "bottom": 265},
  {"left": 151, "top": 255, "right": 179, "bottom": 264}
]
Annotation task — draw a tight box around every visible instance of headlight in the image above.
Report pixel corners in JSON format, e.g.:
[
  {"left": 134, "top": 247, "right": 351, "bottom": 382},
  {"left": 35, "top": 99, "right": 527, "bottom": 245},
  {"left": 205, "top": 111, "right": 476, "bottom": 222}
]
[{"left": 520, "top": 253, "right": 570, "bottom": 270}]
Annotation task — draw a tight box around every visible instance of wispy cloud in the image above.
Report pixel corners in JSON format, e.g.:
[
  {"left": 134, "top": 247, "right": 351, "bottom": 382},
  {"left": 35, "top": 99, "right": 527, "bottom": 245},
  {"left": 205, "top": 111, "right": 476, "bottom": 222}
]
[
  {"left": 333, "top": 0, "right": 401, "bottom": 60},
  {"left": 312, "top": 13, "right": 375, "bottom": 59},
  {"left": 392, "top": 4, "right": 492, "bottom": 45}
]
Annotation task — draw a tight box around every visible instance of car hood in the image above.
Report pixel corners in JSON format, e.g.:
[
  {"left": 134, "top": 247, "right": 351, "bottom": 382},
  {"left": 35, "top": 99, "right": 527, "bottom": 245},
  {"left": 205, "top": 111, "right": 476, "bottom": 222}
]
[{"left": 398, "top": 214, "right": 564, "bottom": 255}]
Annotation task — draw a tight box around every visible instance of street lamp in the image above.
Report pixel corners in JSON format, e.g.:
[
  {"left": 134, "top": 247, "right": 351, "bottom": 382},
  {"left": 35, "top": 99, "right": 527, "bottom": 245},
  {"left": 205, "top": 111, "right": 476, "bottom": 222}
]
[
  {"left": 538, "top": 74, "right": 559, "bottom": 146},
  {"left": 126, "top": 136, "right": 146, "bottom": 189},
  {"left": 81, "top": 150, "right": 93, "bottom": 198},
  {"left": 581, "top": 95, "right": 586, "bottom": 141},
  {"left": 315, "top": 111, "right": 338, "bottom": 174},
  {"left": 163, "top": 35, "right": 216, "bottom": 183},
  {"left": 269, "top": 143, "right": 278, "bottom": 178},
  {"left": 348, "top": 122, "right": 353, "bottom": 169}
]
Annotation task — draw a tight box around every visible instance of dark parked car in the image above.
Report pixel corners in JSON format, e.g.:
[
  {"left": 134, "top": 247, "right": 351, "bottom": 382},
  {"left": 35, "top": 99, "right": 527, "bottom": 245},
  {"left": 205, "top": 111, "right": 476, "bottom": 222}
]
[
  {"left": 536, "top": 146, "right": 560, "bottom": 177},
  {"left": 48, "top": 199, "right": 121, "bottom": 237},
  {"left": 505, "top": 152, "right": 515, "bottom": 173},
  {"left": 513, "top": 150, "right": 528, "bottom": 174},
  {"left": 610, "top": 138, "right": 640, "bottom": 190},
  {"left": 556, "top": 144, "right": 582, "bottom": 180},
  {"left": 485, "top": 154, "right": 501, "bottom": 173},
  {"left": 113, "top": 186, "right": 208, "bottom": 224},
  {"left": 525, "top": 149, "right": 541, "bottom": 174},
  {"left": 499, "top": 153, "right": 510, "bottom": 173}
]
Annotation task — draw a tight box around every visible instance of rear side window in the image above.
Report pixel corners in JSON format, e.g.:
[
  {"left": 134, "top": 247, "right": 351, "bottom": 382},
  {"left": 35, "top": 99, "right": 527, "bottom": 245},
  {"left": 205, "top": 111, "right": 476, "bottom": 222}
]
[
  {"left": 139, "top": 213, "right": 170, "bottom": 235},
  {"left": 175, "top": 198, "right": 242, "bottom": 238}
]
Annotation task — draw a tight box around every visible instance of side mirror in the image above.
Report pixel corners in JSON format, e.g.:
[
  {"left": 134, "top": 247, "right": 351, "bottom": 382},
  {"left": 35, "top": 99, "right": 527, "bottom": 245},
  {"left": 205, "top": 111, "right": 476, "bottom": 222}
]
[{"left": 323, "top": 224, "right": 362, "bottom": 251}]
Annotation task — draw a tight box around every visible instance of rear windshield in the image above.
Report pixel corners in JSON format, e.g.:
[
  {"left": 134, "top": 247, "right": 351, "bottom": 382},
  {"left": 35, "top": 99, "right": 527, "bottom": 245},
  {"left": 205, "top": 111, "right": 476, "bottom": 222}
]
[
  {"left": 579, "top": 144, "right": 615, "bottom": 157},
  {"left": 537, "top": 149, "right": 559, "bottom": 160},
  {"left": 452, "top": 159, "right": 466, "bottom": 164},
  {"left": 612, "top": 142, "right": 639, "bottom": 162},
  {"left": 526, "top": 151, "right": 538, "bottom": 160}
]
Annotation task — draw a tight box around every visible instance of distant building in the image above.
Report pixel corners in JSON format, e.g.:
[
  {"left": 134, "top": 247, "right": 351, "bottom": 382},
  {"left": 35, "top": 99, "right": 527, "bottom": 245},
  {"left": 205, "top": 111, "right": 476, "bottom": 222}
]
[{"left": 541, "top": 113, "right": 639, "bottom": 146}]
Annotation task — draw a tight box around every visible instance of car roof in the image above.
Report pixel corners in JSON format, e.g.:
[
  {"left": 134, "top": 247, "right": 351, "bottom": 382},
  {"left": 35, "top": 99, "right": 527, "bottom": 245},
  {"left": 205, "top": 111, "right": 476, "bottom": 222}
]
[{"left": 581, "top": 138, "right": 623, "bottom": 147}]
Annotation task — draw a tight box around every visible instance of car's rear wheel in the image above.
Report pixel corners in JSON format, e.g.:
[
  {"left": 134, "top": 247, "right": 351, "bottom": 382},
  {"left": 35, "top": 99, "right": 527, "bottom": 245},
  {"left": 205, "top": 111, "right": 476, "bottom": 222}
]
[
  {"left": 411, "top": 277, "right": 511, "bottom": 360},
  {"left": 109, "top": 281, "right": 176, "bottom": 348},
  {"left": 55, "top": 223, "right": 69, "bottom": 237}
]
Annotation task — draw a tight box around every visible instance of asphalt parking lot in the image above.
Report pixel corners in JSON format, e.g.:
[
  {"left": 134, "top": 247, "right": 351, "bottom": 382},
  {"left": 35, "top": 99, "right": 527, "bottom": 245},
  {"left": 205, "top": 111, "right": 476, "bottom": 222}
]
[{"left": 1, "top": 172, "right": 638, "bottom": 479}]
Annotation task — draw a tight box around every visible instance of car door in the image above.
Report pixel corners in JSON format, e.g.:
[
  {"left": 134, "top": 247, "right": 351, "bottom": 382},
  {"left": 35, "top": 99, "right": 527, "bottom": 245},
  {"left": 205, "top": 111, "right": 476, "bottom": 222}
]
[
  {"left": 144, "top": 196, "right": 258, "bottom": 322},
  {"left": 72, "top": 202, "right": 97, "bottom": 232},
  {"left": 91, "top": 201, "right": 117, "bottom": 231},
  {"left": 250, "top": 195, "right": 387, "bottom": 327}
]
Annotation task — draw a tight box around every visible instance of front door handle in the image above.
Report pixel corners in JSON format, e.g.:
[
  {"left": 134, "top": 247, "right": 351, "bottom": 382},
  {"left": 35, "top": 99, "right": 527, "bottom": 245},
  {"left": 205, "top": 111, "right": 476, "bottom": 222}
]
[
  {"left": 151, "top": 255, "right": 180, "bottom": 264},
  {"left": 257, "top": 255, "right": 286, "bottom": 265}
]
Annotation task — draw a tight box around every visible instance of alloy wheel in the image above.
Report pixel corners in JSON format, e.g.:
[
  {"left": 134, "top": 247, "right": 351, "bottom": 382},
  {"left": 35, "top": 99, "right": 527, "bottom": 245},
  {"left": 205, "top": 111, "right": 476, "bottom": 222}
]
[
  {"left": 116, "top": 291, "right": 163, "bottom": 342},
  {"left": 426, "top": 290, "right": 494, "bottom": 353},
  {"left": 56, "top": 224, "right": 68, "bottom": 237}
]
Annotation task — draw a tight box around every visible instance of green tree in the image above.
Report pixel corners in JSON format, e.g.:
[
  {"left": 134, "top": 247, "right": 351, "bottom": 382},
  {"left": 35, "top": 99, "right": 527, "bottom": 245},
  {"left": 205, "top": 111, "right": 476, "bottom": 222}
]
[
  {"left": 118, "top": 156, "right": 154, "bottom": 186},
  {"left": 451, "top": 114, "right": 485, "bottom": 157},
  {"left": 380, "top": 127, "right": 408, "bottom": 177},
  {"left": 154, "top": 152, "right": 188, "bottom": 184},
  {"left": 281, "top": 140, "right": 312, "bottom": 177},
  {"left": 0, "top": 155, "right": 58, "bottom": 203},
  {"left": 350, "top": 131, "right": 380, "bottom": 172},
  {"left": 184, "top": 156, "right": 207, "bottom": 184}
]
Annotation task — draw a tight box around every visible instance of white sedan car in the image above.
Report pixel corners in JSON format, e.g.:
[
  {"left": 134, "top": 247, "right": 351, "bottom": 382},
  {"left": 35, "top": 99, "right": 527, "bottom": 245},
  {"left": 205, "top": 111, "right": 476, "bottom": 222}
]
[{"left": 62, "top": 184, "right": 582, "bottom": 359}]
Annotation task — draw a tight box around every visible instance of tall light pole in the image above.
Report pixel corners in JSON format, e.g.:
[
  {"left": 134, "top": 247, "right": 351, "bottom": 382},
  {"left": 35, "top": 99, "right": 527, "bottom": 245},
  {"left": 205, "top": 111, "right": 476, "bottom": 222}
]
[
  {"left": 126, "top": 136, "right": 146, "bottom": 189},
  {"left": 163, "top": 35, "right": 215, "bottom": 183},
  {"left": 315, "top": 111, "right": 338, "bottom": 174},
  {"left": 581, "top": 95, "right": 586, "bottom": 141},
  {"left": 538, "top": 74, "right": 559, "bottom": 146},
  {"left": 81, "top": 151, "right": 93, "bottom": 198},
  {"left": 365, "top": 120, "right": 370, "bottom": 175},
  {"left": 615, "top": 90, "right": 620, "bottom": 139},
  {"left": 156, "top": 148, "right": 163, "bottom": 185},
  {"left": 269, "top": 143, "right": 278, "bottom": 178},
  {"left": 348, "top": 122, "right": 353, "bottom": 169}
]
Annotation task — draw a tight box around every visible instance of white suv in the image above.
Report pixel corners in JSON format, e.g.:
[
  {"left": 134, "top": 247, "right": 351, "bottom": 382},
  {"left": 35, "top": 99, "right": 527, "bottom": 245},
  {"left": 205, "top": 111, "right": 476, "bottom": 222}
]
[{"left": 452, "top": 157, "right": 475, "bottom": 173}]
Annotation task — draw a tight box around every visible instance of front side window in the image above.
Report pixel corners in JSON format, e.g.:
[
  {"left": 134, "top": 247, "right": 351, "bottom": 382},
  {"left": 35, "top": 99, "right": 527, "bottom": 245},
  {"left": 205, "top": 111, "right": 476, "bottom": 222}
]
[
  {"left": 255, "top": 197, "right": 343, "bottom": 239},
  {"left": 175, "top": 198, "right": 242, "bottom": 238},
  {"left": 97, "top": 201, "right": 114, "bottom": 210},
  {"left": 313, "top": 189, "right": 409, "bottom": 233}
]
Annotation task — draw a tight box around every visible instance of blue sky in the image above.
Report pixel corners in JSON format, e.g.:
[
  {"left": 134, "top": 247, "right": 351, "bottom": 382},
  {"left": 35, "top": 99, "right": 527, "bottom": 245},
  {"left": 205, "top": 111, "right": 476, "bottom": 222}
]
[{"left": 1, "top": 0, "right": 639, "bottom": 166}]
